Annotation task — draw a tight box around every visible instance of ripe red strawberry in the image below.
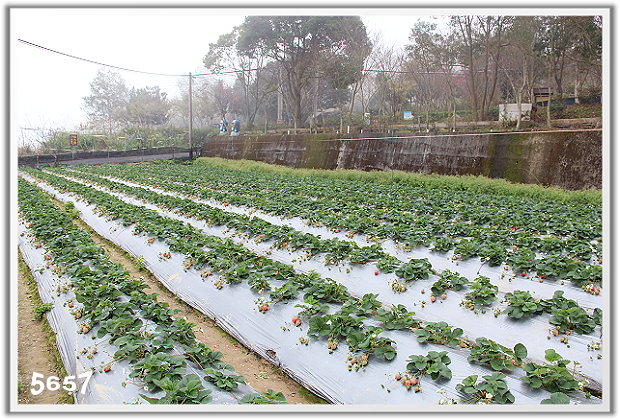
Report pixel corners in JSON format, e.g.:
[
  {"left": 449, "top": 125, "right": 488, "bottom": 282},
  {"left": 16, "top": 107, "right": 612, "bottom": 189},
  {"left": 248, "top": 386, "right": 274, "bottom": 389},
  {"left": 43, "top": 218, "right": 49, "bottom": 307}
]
[
  {"left": 103, "top": 366, "right": 111, "bottom": 373},
  {"left": 261, "top": 304, "right": 269, "bottom": 312},
  {"left": 594, "top": 289, "right": 600, "bottom": 295},
  {"left": 540, "top": 274, "right": 546, "bottom": 279},
  {"left": 336, "top": 228, "right": 341, "bottom": 232},
  {"left": 292, "top": 316, "right": 299, "bottom": 324},
  {"left": 374, "top": 271, "right": 379, "bottom": 276},
  {"left": 430, "top": 296, "right": 437, "bottom": 303},
  {"left": 521, "top": 272, "right": 526, "bottom": 277}
]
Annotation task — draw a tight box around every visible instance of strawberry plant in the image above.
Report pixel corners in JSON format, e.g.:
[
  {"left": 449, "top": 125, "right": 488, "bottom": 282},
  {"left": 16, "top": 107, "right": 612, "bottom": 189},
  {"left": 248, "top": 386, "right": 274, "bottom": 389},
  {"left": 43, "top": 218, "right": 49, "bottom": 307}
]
[
  {"left": 414, "top": 322, "right": 463, "bottom": 347},
  {"left": 139, "top": 374, "right": 212, "bottom": 404},
  {"left": 431, "top": 236, "right": 455, "bottom": 252},
  {"left": 340, "top": 293, "right": 381, "bottom": 317},
  {"left": 564, "top": 263, "right": 602, "bottom": 286},
  {"left": 463, "top": 276, "right": 498, "bottom": 307},
  {"left": 375, "top": 304, "right": 419, "bottom": 330},
  {"left": 468, "top": 337, "right": 527, "bottom": 372},
  {"left": 130, "top": 353, "right": 187, "bottom": 392},
  {"left": 302, "top": 277, "right": 348, "bottom": 303},
  {"left": 376, "top": 256, "right": 402, "bottom": 273},
  {"left": 406, "top": 351, "right": 452, "bottom": 381},
  {"left": 307, "top": 313, "right": 364, "bottom": 342},
  {"left": 521, "top": 349, "right": 580, "bottom": 393},
  {"left": 202, "top": 368, "right": 245, "bottom": 391},
  {"left": 503, "top": 290, "right": 544, "bottom": 319},
  {"left": 504, "top": 249, "right": 537, "bottom": 272},
  {"left": 294, "top": 296, "right": 330, "bottom": 317},
  {"left": 431, "top": 270, "right": 469, "bottom": 296},
  {"left": 534, "top": 253, "right": 576, "bottom": 279},
  {"left": 394, "top": 258, "right": 433, "bottom": 282},
  {"left": 454, "top": 239, "right": 481, "bottom": 260},
  {"left": 549, "top": 307, "right": 597, "bottom": 335},
  {"left": 240, "top": 390, "right": 287, "bottom": 404},
  {"left": 477, "top": 243, "right": 507, "bottom": 266},
  {"left": 540, "top": 392, "right": 571, "bottom": 404},
  {"left": 269, "top": 280, "right": 301, "bottom": 303},
  {"left": 456, "top": 372, "right": 515, "bottom": 404},
  {"left": 345, "top": 327, "right": 397, "bottom": 361},
  {"left": 540, "top": 290, "right": 579, "bottom": 313}
]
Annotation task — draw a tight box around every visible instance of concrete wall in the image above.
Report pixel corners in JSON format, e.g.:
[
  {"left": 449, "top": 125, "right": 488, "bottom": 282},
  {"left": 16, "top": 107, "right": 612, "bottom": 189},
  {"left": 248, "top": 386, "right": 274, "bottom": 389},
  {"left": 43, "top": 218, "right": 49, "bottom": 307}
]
[{"left": 202, "top": 130, "right": 602, "bottom": 190}]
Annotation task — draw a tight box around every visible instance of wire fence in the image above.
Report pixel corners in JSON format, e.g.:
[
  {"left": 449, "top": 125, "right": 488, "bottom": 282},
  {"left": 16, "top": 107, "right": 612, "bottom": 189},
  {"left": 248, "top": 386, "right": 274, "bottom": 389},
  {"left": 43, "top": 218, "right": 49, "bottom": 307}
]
[{"left": 18, "top": 146, "right": 199, "bottom": 167}]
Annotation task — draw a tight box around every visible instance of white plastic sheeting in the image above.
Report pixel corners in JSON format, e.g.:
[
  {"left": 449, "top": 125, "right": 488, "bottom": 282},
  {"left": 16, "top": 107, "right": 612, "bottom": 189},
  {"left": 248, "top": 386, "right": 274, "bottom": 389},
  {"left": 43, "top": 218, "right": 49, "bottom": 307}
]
[
  {"left": 21, "top": 173, "right": 601, "bottom": 406},
  {"left": 18, "top": 217, "right": 256, "bottom": 405},
  {"left": 53, "top": 170, "right": 604, "bottom": 388}
]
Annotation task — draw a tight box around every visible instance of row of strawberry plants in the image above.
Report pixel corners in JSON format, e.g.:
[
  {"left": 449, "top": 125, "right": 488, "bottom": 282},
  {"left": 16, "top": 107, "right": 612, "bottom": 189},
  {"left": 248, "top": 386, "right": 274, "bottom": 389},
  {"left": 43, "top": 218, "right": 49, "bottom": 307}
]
[
  {"left": 106, "top": 161, "right": 601, "bottom": 246},
  {"left": 22, "top": 171, "right": 595, "bottom": 402},
  {"left": 122, "top": 160, "right": 600, "bottom": 241},
  {"left": 73, "top": 163, "right": 602, "bottom": 290},
  {"left": 49, "top": 167, "right": 400, "bottom": 268},
  {"left": 22, "top": 170, "right": 402, "bottom": 365},
  {"left": 51, "top": 168, "right": 604, "bottom": 336},
  {"left": 18, "top": 177, "right": 285, "bottom": 405}
]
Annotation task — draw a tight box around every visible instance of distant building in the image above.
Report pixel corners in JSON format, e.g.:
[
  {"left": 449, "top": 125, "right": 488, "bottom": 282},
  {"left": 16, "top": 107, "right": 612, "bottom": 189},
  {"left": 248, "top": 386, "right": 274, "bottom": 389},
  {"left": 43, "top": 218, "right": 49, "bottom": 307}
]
[
  {"left": 498, "top": 103, "right": 532, "bottom": 122},
  {"left": 533, "top": 87, "right": 553, "bottom": 106}
]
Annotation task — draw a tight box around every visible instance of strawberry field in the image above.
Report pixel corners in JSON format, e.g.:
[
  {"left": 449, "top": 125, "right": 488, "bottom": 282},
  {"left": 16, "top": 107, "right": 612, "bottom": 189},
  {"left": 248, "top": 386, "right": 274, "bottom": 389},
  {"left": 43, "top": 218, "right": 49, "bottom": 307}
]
[{"left": 17, "top": 159, "right": 604, "bottom": 408}]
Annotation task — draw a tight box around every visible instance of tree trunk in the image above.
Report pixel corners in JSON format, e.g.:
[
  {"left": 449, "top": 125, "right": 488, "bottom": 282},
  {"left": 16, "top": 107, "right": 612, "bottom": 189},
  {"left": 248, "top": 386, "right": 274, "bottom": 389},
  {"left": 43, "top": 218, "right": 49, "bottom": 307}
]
[{"left": 311, "top": 76, "right": 319, "bottom": 131}]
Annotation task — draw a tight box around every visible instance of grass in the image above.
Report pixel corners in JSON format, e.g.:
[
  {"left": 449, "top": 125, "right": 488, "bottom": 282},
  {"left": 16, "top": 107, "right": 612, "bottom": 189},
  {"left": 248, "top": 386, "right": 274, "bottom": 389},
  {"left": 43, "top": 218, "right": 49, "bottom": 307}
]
[
  {"left": 18, "top": 249, "right": 74, "bottom": 404},
  {"left": 195, "top": 157, "right": 602, "bottom": 205}
]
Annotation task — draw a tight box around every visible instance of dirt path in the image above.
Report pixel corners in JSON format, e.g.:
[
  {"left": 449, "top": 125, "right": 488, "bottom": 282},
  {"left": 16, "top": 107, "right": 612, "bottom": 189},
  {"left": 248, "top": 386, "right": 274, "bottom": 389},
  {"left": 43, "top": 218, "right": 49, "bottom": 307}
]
[
  {"left": 69, "top": 214, "right": 325, "bottom": 405},
  {"left": 17, "top": 250, "right": 72, "bottom": 405}
]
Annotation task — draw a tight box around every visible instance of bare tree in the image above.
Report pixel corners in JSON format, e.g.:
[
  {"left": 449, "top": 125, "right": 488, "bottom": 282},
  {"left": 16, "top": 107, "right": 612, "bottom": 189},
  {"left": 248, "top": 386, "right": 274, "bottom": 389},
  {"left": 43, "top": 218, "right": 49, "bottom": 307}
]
[
  {"left": 501, "top": 16, "right": 541, "bottom": 128},
  {"left": 451, "top": 15, "right": 511, "bottom": 121}
]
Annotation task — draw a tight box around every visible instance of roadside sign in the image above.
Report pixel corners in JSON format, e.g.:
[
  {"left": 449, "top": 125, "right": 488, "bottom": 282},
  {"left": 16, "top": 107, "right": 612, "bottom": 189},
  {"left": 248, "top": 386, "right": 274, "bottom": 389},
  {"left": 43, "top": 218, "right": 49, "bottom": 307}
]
[
  {"left": 69, "top": 134, "right": 78, "bottom": 146},
  {"left": 403, "top": 110, "right": 414, "bottom": 120}
]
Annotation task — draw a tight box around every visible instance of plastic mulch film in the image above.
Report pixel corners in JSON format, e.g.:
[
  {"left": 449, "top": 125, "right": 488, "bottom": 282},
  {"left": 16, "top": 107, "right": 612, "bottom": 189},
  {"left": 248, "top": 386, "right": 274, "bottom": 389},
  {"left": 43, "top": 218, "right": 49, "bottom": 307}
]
[
  {"left": 50, "top": 171, "right": 604, "bottom": 389},
  {"left": 21, "top": 174, "right": 601, "bottom": 406},
  {"left": 18, "top": 223, "right": 257, "bottom": 405}
]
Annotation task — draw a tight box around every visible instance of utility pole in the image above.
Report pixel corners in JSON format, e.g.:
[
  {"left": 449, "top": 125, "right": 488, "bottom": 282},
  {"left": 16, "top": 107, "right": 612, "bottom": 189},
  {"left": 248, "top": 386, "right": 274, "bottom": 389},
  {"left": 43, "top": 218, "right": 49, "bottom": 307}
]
[{"left": 188, "top": 72, "right": 194, "bottom": 159}]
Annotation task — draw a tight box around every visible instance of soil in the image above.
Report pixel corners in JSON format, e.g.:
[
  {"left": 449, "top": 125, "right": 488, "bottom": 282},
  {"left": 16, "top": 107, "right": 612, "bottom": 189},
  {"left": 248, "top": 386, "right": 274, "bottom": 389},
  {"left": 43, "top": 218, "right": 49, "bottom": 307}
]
[
  {"left": 70, "top": 215, "right": 325, "bottom": 405},
  {"left": 17, "top": 251, "right": 72, "bottom": 405}
]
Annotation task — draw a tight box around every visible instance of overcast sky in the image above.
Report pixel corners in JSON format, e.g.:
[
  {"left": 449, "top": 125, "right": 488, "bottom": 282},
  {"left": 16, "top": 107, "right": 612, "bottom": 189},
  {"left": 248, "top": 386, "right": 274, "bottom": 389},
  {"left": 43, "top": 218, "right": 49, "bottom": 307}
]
[
  {"left": 11, "top": 8, "right": 431, "bottom": 142},
  {"left": 9, "top": 6, "right": 608, "bottom": 146}
]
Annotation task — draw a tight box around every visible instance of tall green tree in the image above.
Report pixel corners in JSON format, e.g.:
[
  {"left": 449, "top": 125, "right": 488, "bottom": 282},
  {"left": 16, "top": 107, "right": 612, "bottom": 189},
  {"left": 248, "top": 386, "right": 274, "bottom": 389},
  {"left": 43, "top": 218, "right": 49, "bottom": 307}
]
[{"left": 236, "top": 16, "right": 371, "bottom": 129}]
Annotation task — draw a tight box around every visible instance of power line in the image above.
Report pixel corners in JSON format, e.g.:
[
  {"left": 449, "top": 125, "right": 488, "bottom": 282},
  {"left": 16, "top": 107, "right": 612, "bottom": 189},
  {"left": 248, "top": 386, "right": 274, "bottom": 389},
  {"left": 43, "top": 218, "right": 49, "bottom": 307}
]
[
  {"left": 17, "top": 39, "right": 257, "bottom": 78},
  {"left": 18, "top": 38, "right": 466, "bottom": 78},
  {"left": 18, "top": 39, "right": 186, "bottom": 77}
]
